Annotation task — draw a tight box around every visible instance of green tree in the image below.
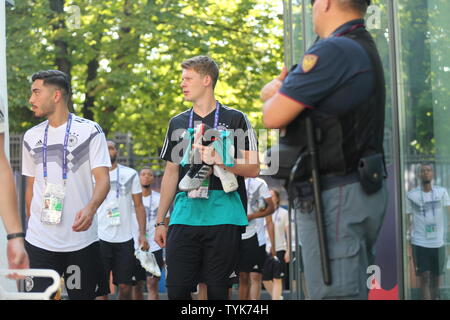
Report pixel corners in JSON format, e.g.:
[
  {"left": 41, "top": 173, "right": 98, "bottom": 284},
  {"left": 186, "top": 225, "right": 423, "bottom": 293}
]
[
  {"left": 6, "top": 0, "right": 283, "bottom": 162},
  {"left": 388, "top": 0, "right": 450, "bottom": 162}
]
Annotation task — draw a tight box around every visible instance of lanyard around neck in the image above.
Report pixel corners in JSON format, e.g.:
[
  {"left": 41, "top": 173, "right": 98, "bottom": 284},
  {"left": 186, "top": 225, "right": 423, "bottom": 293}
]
[
  {"left": 420, "top": 187, "right": 436, "bottom": 218},
  {"left": 43, "top": 113, "right": 73, "bottom": 184},
  {"left": 189, "top": 101, "right": 220, "bottom": 129},
  {"left": 148, "top": 193, "right": 153, "bottom": 220},
  {"left": 141, "top": 193, "right": 153, "bottom": 223},
  {"left": 115, "top": 165, "right": 120, "bottom": 198}
]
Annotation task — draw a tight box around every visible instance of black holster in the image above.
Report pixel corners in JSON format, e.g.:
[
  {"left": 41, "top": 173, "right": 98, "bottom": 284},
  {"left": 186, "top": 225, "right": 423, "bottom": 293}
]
[{"left": 358, "top": 153, "right": 384, "bottom": 195}]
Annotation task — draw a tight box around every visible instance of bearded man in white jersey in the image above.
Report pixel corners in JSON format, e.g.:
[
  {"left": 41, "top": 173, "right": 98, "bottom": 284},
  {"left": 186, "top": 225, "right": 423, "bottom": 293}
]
[
  {"left": 406, "top": 163, "right": 450, "bottom": 300},
  {"left": 22, "top": 70, "right": 111, "bottom": 299},
  {"left": 96, "top": 141, "right": 148, "bottom": 300}
]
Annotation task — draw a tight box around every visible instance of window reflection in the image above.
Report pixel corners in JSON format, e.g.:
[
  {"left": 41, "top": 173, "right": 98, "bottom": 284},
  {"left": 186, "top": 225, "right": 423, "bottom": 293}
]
[
  {"left": 398, "top": 0, "right": 450, "bottom": 300},
  {"left": 405, "top": 163, "right": 450, "bottom": 299}
]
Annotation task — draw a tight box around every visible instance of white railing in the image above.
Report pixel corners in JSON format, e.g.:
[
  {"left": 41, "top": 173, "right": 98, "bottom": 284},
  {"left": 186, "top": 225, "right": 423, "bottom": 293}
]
[{"left": 0, "top": 269, "right": 60, "bottom": 300}]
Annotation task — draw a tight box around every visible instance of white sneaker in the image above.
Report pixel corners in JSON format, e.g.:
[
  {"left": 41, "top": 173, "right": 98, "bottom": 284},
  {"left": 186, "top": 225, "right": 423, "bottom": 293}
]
[
  {"left": 135, "top": 249, "right": 161, "bottom": 277},
  {"left": 149, "top": 253, "right": 161, "bottom": 277},
  {"left": 213, "top": 165, "right": 238, "bottom": 193},
  {"left": 210, "top": 133, "right": 238, "bottom": 193}
]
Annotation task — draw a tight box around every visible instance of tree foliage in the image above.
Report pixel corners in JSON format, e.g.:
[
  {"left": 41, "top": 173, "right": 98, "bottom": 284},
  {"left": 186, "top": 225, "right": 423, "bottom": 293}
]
[
  {"left": 396, "top": 0, "right": 450, "bottom": 157},
  {"left": 6, "top": 0, "right": 283, "bottom": 159}
]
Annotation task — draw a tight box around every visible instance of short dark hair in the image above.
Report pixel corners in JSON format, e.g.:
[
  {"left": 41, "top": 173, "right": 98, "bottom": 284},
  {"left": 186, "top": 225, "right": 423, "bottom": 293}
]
[
  {"left": 139, "top": 166, "right": 153, "bottom": 174},
  {"left": 181, "top": 56, "right": 219, "bottom": 89},
  {"left": 338, "top": 0, "right": 370, "bottom": 14},
  {"left": 31, "top": 70, "right": 71, "bottom": 102},
  {"left": 419, "top": 162, "right": 434, "bottom": 172},
  {"left": 106, "top": 139, "right": 116, "bottom": 147}
]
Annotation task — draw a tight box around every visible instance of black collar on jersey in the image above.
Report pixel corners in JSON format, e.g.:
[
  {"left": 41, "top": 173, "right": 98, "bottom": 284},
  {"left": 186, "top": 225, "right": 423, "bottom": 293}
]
[
  {"left": 332, "top": 19, "right": 365, "bottom": 37},
  {"left": 189, "top": 101, "right": 221, "bottom": 129}
]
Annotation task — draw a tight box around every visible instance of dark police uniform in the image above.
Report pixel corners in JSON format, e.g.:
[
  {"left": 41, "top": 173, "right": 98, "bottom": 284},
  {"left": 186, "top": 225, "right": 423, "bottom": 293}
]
[{"left": 280, "top": 19, "right": 388, "bottom": 299}]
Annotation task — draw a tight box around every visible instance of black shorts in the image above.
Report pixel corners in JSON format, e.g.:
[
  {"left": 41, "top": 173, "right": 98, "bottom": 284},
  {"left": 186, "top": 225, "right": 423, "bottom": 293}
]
[
  {"left": 99, "top": 239, "right": 135, "bottom": 287},
  {"left": 262, "top": 251, "right": 287, "bottom": 281},
  {"left": 196, "top": 265, "right": 239, "bottom": 291},
  {"left": 131, "top": 256, "right": 147, "bottom": 284},
  {"left": 24, "top": 241, "right": 108, "bottom": 300},
  {"left": 166, "top": 224, "right": 242, "bottom": 287},
  {"left": 412, "top": 244, "right": 446, "bottom": 276},
  {"left": 228, "top": 267, "right": 239, "bottom": 287},
  {"left": 238, "top": 234, "right": 266, "bottom": 273}
]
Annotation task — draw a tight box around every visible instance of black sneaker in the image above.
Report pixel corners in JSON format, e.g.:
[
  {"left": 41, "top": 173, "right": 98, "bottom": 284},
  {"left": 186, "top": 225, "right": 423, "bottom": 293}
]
[{"left": 179, "top": 163, "right": 212, "bottom": 191}]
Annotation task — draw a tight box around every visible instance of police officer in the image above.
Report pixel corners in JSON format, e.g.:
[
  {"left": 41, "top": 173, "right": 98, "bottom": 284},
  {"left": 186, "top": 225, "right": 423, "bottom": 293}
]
[{"left": 261, "top": 0, "right": 388, "bottom": 299}]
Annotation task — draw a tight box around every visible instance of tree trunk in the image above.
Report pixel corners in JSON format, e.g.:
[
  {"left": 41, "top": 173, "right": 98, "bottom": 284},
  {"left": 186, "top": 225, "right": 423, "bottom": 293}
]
[
  {"left": 82, "top": 58, "right": 99, "bottom": 121},
  {"left": 49, "top": 0, "right": 74, "bottom": 112}
]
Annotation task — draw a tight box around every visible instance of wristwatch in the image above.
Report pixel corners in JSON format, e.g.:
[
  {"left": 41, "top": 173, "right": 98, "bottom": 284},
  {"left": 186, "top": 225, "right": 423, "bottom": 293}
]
[
  {"left": 154, "top": 221, "right": 166, "bottom": 228},
  {"left": 7, "top": 232, "right": 25, "bottom": 240}
]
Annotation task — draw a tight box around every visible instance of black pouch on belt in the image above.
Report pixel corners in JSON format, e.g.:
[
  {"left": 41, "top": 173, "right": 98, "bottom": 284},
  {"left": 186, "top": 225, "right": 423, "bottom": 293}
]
[
  {"left": 294, "top": 180, "right": 315, "bottom": 213},
  {"left": 358, "top": 153, "right": 383, "bottom": 195}
]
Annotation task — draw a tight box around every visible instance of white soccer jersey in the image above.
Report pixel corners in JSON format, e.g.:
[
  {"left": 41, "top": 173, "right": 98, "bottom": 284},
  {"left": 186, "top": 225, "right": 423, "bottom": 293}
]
[
  {"left": 132, "top": 191, "right": 161, "bottom": 252},
  {"left": 22, "top": 115, "right": 111, "bottom": 252},
  {"left": 97, "top": 164, "right": 142, "bottom": 243},
  {"left": 265, "top": 206, "right": 289, "bottom": 252},
  {"left": 406, "top": 185, "right": 450, "bottom": 248},
  {"left": 242, "top": 177, "right": 272, "bottom": 244}
]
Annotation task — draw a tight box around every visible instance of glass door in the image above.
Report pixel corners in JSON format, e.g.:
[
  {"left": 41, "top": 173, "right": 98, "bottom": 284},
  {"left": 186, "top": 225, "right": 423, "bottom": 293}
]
[{"left": 394, "top": 0, "right": 450, "bottom": 300}]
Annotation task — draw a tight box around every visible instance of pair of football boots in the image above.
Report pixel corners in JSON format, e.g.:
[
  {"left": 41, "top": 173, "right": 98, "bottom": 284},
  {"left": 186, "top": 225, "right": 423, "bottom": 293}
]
[{"left": 178, "top": 123, "right": 238, "bottom": 193}]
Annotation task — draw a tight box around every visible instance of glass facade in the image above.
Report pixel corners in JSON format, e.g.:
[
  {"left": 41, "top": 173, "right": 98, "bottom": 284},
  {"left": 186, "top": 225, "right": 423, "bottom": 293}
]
[{"left": 283, "top": 0, "right": 450, "bottom": 300}]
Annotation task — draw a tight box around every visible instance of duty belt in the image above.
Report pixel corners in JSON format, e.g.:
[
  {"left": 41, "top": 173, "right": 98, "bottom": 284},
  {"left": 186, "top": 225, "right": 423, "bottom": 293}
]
[{"left": 320, "top": 171, "right": 360, "bottom": 191}]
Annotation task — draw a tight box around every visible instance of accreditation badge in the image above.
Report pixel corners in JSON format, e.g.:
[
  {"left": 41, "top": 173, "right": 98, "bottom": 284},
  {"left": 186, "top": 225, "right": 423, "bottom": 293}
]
[
  {"left": 425, "top": 223, "right": 438, "bottom": 239},
  {"left": 187, "top": 177, "right": 210, "bottom": 199},
  {"left": 41, "top": 183, "right": 65, "bottom": 225},
  {"left": 106, "top": 199, "right": 121, "bottom": 226}
]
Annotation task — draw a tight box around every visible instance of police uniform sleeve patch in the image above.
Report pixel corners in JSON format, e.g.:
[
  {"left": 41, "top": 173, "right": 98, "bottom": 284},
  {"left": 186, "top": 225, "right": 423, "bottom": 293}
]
[{"left": 302, "top": 54, "right": 319, "bottom": 73}]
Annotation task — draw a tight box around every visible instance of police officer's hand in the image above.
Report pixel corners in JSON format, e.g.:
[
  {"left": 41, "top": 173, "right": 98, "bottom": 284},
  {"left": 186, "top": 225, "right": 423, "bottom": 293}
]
[{"left": 260, "top": 67, "right": 288, "bottom": 102}]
